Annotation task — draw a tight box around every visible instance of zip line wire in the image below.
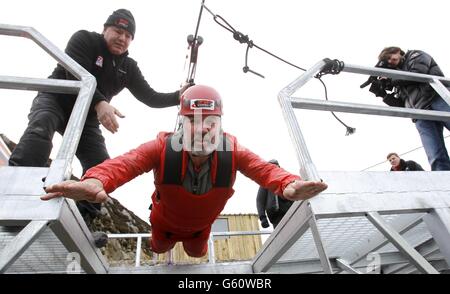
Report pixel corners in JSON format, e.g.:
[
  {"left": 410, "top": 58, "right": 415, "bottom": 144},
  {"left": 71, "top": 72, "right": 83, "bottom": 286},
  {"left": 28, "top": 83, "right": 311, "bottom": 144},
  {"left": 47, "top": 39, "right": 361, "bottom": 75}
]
[{"left": 196, "top": 1, "right": 355, "bottom": 135}]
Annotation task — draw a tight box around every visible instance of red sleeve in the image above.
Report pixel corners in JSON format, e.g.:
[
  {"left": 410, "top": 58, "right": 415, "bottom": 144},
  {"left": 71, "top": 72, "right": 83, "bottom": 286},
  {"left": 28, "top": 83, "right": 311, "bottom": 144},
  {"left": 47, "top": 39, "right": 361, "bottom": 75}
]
[
  {"left": 233, "top": 136, "right": 301, "bottom": 196},
  {"left": 81, "top": 132, "right": 167, "bottom": 193}
]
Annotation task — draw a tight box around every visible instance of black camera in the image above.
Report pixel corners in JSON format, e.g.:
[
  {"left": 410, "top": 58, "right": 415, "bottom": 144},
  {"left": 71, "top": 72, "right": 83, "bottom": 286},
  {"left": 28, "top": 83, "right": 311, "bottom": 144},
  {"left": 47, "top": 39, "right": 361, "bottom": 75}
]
[
  {"left": 360, "top": 60, "right": 405, "bottom": 107},
  {"left": 360, "top": 60, "right": 394, "bottom": 97}
]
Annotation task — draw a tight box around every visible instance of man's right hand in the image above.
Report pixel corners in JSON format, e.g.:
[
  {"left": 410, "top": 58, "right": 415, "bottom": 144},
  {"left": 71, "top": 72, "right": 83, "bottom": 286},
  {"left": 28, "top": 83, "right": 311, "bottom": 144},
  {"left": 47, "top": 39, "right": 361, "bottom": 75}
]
[
  {"left": 283, "top": 180, "right": 328, "bottom": 201},
  {"left": 95, "top": 101, "right": 125, "bottom": 134},
  {"left": 41, "top": 179, "right": 108, "bottom": 203}
]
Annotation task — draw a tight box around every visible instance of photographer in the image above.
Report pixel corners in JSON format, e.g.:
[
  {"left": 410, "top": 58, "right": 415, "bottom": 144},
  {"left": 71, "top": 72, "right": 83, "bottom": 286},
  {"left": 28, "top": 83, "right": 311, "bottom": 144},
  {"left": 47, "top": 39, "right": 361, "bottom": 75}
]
[{"left": 363, "top": 47, "right": 450, "bottom": 171}]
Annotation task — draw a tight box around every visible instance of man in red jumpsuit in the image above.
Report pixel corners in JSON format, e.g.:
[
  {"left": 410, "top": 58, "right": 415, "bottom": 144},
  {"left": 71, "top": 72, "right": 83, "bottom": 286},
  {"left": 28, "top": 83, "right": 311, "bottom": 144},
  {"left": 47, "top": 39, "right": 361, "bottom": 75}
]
[{"left": 41, "top": 85, "right": 328, "bottom": 257}]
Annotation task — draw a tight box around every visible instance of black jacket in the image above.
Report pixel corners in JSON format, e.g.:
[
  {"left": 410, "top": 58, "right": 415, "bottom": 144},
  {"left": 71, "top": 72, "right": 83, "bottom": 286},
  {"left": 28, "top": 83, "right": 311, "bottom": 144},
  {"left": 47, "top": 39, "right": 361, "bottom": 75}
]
[
  {"left": 49, "top": 30, "right": 179, "bottom": 120},
  {"left": 256, "top": 186, "right": 293, "bottom": 226},
  {"left": 394, "top": 50, "right": 445, "bottom": 110},
  {"left": 390, "top": 159, "right": 424, "bottom": 171}
]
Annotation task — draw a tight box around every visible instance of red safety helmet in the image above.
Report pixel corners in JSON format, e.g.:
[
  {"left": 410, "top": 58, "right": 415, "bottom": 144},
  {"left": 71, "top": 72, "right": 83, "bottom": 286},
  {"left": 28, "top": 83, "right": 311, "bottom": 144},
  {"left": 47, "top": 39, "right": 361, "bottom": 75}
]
[{"left": 179, "top": 85, "right": 223, "bottom": 116}]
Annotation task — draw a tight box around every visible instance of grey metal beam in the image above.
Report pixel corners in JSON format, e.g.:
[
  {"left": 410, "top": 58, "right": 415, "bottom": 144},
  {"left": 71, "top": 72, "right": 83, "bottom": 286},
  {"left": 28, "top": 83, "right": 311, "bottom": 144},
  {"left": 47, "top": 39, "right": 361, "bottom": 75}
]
[
  {"left": 309, "top": 216, "right": 333, "bottom": 273},
  {"left": 311, "top": 192, "right": 449, "bottom": 218},
  {"left": 399, "top": 260, "right": 449, "bottom": 274},
  {"left": 383, "top": 238, "right": 441, "bottom": 274},
  {"left": 212, "top": 230, "right": 272, "bottom": 237},
  {"left": 0, "top": 166, "right": 49, "bottom": 196},
  {"left": 290, "top": 97, "right": 450, "bottom": 122},
  {"left": 267, "top": 250, "right": 444, "bottom": 274},
  {"left": 344, "top": 215, "right": 423, "bottom": 266},
  {"left": 45, "top": 77, "right": 96, "bottom": 186},
  {"left": 0, "top": 220, "right": 49, "bottom": 273},
  {"left": 430, "top": 79, "right": 450, "bottom": 106},
  {"left": 51, "top": 200, "right": 108, "bottom": 274},
  {"left": 109, "top": 261, "right": 254, "bottom": 274},
  {"left": 278, "top": 60, "right": 326, "bottom": 181},
  {"left": 310, "top": 172, "right": 450, "bottom": 218},
  {"left": 366, "top": 212, "right": 439, "bottom": 274},
  {"left": 315, "top": 171, "right": 450, "bottom": 199},
  {"left": 252, "top": 201, "right": 312, "bottom": 273},
  {"left": 343, "top": 63, "right": 450, "bottom": 84},
  {"left": 107, "top": 249, "right": 446, "bottom": 274},
  {"left": 267, "top": 258, "right": 340, "bottom": 274},
  {"left": 0, "top": 75, "right": 81, "bottom": 94},
  {"left": 423, "top": 208, "right": 450, "bottom": 267},
  {"left": 336, "top": 258, "right": 362, "bottom": 274},
  {"left": 280, "top": 59, "right": 327, "bottom": 97},
  {"left": 0, "top": 167, "right": 62, "bottom": 222},
  {"left": 0, "top": 24, "right": 92, "bottom": 81}
]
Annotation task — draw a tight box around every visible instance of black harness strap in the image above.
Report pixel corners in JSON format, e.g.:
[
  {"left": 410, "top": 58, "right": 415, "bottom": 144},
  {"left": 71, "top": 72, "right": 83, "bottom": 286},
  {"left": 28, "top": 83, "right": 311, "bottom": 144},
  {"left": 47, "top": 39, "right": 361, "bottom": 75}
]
[
  {"left": 163, "top": 135, "right": 183, "bottom": 185},
  {"left": 214, "top": 134, "right": 232, "bottom": 187}
]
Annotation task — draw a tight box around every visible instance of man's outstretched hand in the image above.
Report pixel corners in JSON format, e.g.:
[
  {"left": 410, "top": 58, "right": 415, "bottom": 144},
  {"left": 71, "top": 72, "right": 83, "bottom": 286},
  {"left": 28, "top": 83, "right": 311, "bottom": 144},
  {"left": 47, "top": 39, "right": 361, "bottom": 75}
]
[
  {"left": 283, "top": 180, "right": 328, "bottom": 201},
  {"left": 95, "top": 101, "right": 125, "bottom": 134},
  {"left": 41, "top": 179, "right": 108, "bottom": 203}
]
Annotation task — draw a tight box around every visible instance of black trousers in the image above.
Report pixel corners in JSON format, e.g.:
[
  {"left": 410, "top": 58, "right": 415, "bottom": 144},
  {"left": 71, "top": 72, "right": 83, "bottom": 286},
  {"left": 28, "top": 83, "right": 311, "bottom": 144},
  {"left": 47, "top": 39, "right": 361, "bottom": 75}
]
[{"left": 9, "top": 93, "right": 109, "bottom": 219}]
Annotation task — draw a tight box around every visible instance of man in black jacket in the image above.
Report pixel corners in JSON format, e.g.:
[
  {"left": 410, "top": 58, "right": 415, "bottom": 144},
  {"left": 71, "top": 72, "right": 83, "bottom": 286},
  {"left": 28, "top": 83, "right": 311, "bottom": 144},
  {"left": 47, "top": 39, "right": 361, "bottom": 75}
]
[
  {"left": 9, "top": 9, "right": 189, "bottom": 227},
  {"left": 376, "top": 47, "right": 450, "bottom": 171},
  {"left": 256, "top": 159, "right": 294, "bottom": 228},
  {"left": 387, "top": 152, "right": 424, "bottom": 171}
]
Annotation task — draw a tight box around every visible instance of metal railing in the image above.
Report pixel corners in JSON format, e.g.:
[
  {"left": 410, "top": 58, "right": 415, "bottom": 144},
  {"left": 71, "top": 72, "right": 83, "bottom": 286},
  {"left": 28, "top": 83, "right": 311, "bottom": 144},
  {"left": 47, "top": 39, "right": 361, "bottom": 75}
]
[
  {"left": 0, "top": 24, "right": 106, "bottom": 274},
  {"left": 251, "top": 59, "right": 450, "bottom": 274},
  {"left": 0, "top": 23, "right": 97, "bottom": 185},
  {"left": 108, "top": 230, "right": 273, "bottom": 267},
  {"left": 278, "top": 59, "right": 450, "bottom": 182}
]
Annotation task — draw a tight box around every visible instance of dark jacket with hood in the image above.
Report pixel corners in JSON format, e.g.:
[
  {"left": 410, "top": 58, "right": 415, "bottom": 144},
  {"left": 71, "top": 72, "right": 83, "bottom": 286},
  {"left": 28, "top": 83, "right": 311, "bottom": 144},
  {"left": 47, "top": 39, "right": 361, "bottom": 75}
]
[
  {"left": 48, "top": 30, "right": 179, "bottom": 121},
  {"left": 256, "top": 186, "right": 293, "bottom": 228},
  {"left": 393, "top": 50, "right": 445, "bottom": 110},
  {"left": 390, "top": 159, "right": 424, "bottom": 171}
]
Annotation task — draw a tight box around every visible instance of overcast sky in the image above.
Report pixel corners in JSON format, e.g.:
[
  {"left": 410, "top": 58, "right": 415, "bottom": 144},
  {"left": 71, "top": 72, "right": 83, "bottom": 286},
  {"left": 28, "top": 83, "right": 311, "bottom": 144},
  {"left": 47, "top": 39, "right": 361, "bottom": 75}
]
[{"left": 1, "top": 0, "right": 449, "bottom": 222}]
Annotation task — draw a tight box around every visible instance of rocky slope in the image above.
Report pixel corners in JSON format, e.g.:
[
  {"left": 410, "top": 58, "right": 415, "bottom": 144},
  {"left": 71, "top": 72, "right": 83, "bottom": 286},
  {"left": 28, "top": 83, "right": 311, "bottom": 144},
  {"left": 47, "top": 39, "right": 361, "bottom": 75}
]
[{"left": 91, "top": 197, "right": 153, "bottom": 266}]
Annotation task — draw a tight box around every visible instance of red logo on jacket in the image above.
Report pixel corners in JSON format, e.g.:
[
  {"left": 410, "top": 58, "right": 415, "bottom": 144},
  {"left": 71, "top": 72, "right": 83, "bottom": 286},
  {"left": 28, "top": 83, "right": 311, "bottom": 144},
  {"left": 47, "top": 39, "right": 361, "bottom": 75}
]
[{"left": 95, "top": 56, "right": 103, "bottom": 67}]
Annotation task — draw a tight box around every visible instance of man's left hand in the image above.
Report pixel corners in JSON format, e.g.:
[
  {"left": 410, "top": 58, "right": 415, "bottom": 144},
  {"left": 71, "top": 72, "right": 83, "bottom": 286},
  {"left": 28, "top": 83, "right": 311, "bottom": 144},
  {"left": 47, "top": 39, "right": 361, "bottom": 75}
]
[
  {"left": 283, "top": 180, "right": 328, "bottom": 201},
  {"left": 95, "top": 101, "right": 125, "bottom": 134}
]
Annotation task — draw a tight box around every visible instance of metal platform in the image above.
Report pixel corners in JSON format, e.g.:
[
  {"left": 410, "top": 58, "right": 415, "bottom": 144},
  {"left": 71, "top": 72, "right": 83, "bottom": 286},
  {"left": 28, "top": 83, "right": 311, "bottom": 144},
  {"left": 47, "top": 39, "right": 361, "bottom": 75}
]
[
  {"left": 109, "top": 261, "right": 253, "bottom": 274},
  {"left": 0, "top": 167, "right": 109, "bottom": 274},
  {"left": 0, "top": 24, "right": 107, "bottom": 274},
  {"left": 250, "top": 59, "right": 450, "bottom": 274},
  {"left": 254, "top": 171, "right": 450, "bottom": 274}
]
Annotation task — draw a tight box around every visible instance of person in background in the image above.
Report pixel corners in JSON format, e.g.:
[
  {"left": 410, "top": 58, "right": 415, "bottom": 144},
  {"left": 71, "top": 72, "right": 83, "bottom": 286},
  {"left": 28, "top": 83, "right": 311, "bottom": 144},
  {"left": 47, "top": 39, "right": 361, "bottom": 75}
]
[
  {"left": 387, "top": 152, "right": 424, "bottom": 171},
  {"left": 375, "top": 47, "right": 450, "bottom": 171},
  {"left": 256, "top": 159, "right": 294, "bottom": 229}
]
